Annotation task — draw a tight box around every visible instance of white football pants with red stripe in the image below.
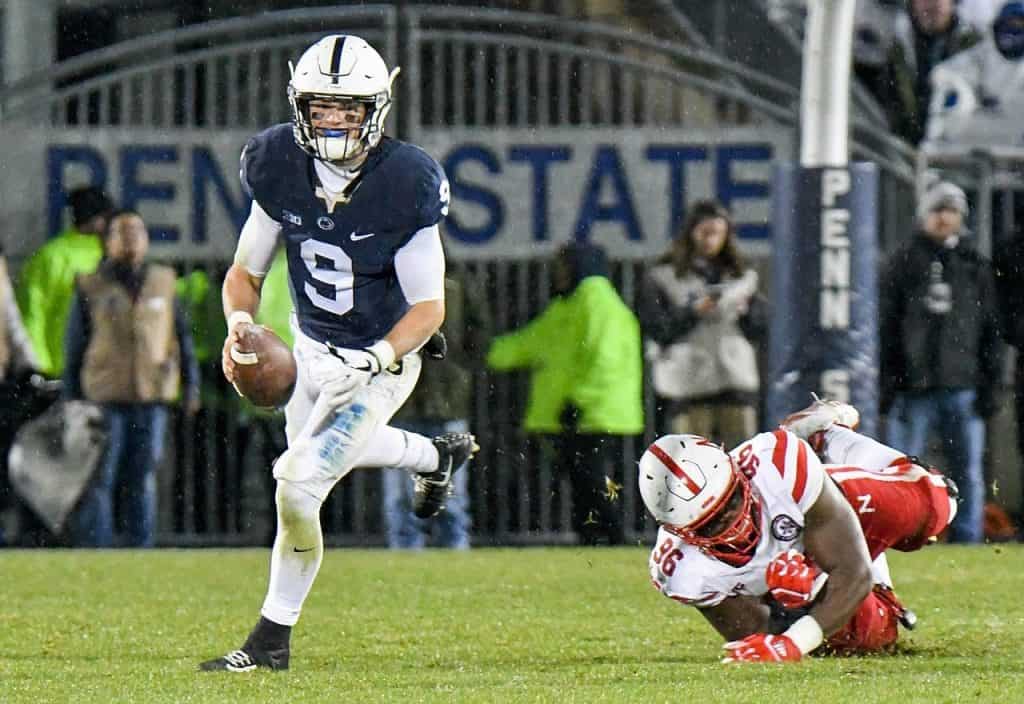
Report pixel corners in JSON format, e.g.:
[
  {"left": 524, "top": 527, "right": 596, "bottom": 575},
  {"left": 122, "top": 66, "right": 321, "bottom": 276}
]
[{"left": 821, "top": 425, "right": 956, "bottom": 555}]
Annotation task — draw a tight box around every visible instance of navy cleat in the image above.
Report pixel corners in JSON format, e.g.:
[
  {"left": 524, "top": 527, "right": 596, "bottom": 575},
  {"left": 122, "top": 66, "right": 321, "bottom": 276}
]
[
  {"left": 199, "top": 645, "right": 289, "bottom": 672},
  {"left": 413, "top": 432, "right": 478, "bottom": 519}
]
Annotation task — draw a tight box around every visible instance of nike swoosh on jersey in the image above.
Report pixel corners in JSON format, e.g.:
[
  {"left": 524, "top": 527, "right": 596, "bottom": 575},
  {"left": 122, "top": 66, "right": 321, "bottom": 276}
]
[{"left": 350, "top": 231, "right": 376, "bottom": 241}]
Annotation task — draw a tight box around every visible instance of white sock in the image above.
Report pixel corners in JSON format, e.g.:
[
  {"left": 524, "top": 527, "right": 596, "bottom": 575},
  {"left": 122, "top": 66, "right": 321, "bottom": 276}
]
[
  {"left": 261, "top": 481, "right": 324, "bottom": 627},
  {"left": 871, "top": 552, "right": 893, "bottom": 588},
  {"left": 821, "top": 426, "right": 906, "bottom": 470},
  {"left": 356, "top": 425, "right": 440, "bottom": 473}
]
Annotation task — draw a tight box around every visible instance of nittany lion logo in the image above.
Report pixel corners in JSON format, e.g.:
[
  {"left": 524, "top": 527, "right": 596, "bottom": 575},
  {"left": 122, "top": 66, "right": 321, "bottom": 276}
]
[{"left": 771, "top": 515, "right": 802, "bottom": 541}]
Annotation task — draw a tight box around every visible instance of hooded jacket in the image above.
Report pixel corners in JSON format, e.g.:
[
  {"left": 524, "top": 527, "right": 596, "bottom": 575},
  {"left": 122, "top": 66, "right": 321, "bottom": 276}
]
[
  {"left": 16, "top": 228, "right": 104, "bottom": 376},
  {"left": 486, "top": 243, "right": 643, "bottom": 434}
]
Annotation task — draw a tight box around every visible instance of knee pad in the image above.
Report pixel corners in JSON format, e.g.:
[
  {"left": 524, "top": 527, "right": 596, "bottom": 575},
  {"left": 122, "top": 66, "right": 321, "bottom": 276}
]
[
  {"left": 274, "top": 479, "right": 322, "bottom": 536},
  {"left": 272, "top": 442, "right": 317, "bottom": 485},
  {"left": 272, "top": 402, "right": 377, "bottom": 500}
]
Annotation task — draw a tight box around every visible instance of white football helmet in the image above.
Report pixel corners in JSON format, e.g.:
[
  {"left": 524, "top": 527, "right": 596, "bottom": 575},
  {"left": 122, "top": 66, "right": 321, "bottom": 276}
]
[
  {"left": 288, "top": 35, "right": 400, "bottom": 163},
  {"left": 638, "top": 434, "right": 761, "bottom": 565}
]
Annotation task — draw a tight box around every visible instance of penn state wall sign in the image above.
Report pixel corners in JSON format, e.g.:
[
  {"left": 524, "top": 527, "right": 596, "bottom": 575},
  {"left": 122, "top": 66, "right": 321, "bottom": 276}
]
[
  {"left": 419, "top": 127, "right": 793, "bottom": 260},
  {"left": 0, "top": 126, "right": 791, "bottom": 260}
]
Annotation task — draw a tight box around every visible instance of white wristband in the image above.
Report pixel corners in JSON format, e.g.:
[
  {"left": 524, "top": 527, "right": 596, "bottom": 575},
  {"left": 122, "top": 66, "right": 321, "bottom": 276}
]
[
  {"left": 366, "top": 339, "right": 397, "bottom": 371},
  {"left": 784, "top": 615, "right": 824, "bottom": 655},
  {"left": 227, "top": 310, "right": 254, "bottom": 331}
]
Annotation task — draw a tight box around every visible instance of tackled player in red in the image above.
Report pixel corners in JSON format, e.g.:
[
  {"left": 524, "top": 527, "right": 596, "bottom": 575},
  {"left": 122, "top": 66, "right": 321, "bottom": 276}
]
[{"left": 640, "top": 396, "right": 957, "bottom": 663}]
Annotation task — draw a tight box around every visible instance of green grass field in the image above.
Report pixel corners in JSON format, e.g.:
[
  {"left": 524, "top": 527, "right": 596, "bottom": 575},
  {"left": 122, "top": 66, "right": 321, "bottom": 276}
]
[{"left": 1, "top": 545, "right": 1021, "bottom": 703}]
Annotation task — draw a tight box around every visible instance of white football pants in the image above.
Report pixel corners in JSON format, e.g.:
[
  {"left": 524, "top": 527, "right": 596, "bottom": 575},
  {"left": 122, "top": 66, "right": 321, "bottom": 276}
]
[{"left": 260, "top": 329, "right": 438, "bottom": 627}]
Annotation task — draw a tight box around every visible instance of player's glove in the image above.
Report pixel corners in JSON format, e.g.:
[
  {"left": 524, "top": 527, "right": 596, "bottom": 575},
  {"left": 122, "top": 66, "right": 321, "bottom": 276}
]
[
  {"left": 315, "top": 341, "right": 396, "bottom": 408},
  {"left": 766, "top": 549, "right": 817, "bottom": 610},
  {"left": 722, "top": 633, "right": 802, "bottom": 664},
  {"left": 423, "top": 331, "right": 448, "bottom": 361}
]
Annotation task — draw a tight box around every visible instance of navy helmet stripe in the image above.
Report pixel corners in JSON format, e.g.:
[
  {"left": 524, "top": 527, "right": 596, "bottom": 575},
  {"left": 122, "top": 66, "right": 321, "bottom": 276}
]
[{"left": 330, "top": 36, "right": 347, "bottom": 84}]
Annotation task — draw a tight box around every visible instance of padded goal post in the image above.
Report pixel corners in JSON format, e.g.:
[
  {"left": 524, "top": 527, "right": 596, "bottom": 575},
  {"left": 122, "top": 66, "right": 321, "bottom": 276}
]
[{"left": 766, "top": 0, "right": 880, "bottom": 436}]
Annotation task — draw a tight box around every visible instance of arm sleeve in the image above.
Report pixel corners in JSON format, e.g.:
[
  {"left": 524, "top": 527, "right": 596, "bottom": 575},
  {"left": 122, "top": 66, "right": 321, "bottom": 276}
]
[
  {"left": 394, "top": 224, "right": 446, "bottom": 304},
  {"left": 62, "top": 290, "right": 89, "bottom": 400},
  {"left": 233, "top": 200, "right": 282, "bottom": 277},
  {"left": 174, "top": 297, "right": 200, "bottom": 403}
]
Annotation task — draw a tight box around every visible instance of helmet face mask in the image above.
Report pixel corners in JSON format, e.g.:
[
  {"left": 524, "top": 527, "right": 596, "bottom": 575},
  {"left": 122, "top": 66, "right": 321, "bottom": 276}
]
[
  {"left": 672, "top": 475, "right": 762, "bottom": 566},
  {"left": 639, "top": 434, "right": 762, "bottom": 566},
  {"left": 288, "top": 35, "right": 400, "bottom": 164},
  {"left": 291, "top": 93, "right": 378, "bottom": 162}
]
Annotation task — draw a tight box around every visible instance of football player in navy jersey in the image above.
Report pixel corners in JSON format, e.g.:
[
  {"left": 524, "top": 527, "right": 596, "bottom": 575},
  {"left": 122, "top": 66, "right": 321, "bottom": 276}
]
[{"left": 200, "top": 35, "right": 476, "bottom": 672}]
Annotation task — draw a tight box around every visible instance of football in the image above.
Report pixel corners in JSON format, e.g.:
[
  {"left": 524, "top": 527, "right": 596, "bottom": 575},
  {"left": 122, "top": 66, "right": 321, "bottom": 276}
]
[{"left": 230, "top": 325, "right": 297, "bottom": 408}]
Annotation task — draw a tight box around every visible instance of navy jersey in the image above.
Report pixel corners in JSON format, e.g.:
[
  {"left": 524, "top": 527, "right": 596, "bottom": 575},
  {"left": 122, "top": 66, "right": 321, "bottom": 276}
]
[{"left": 240, "top": 124, "right": 448, "bottom": 348}]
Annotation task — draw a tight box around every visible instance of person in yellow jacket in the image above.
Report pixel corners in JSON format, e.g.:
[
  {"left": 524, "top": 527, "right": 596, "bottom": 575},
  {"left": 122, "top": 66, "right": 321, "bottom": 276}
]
[
  {"left": 16, "top": 186, "right": 114, "bottom": 377},
  {"left": 63, "top": 210, "right": 199, "bottom": 548},
  {"left": 487, "top": 241, "right": 643, "bottom": 545}
]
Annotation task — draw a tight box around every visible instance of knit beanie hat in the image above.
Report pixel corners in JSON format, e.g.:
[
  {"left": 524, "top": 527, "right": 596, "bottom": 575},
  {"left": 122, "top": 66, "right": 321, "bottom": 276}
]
[{"left": 916, "top": 181, "right": 968, "bottom": 222}]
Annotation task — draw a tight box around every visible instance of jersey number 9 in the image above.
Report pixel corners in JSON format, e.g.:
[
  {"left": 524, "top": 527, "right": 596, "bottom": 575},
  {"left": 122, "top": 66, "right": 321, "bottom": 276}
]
[{"left": 301, "top": 239, "right": 354, "bottom": 315}]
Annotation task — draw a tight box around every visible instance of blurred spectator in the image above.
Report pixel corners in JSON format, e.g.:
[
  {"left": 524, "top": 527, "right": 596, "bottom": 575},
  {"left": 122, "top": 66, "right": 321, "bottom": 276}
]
[
  {"left": 992, "top": 226, "right": 1024, "bottom": 533},
  {"left": 862, "top": 0, "right": 982, "bottom": 145},
  {"left": 879, "top": 181, "right": 1002, "bottom": 543},
  {"left": 16, "top": 186, "right": 114, "bottom": 377},
  {"left": 487, "top": 242, "right": 643, "bottom": 545},
  {"left": 926, "top": 1, "right": 1024, "bottom": 145},
  {"left": 381, "top": 271, "right": 489, "bottom": 550},
  {"left": 853, "top": 0, "right": 903, "bottom": 96},
  {"left": 63, "top": 210, "right": 200, "bottom": 547},
  {"left": 638, "top": 200, "right": 766, "bottom": 451},
  {"left": 0, "top": 246, "right": 42, "bottom": 545}
]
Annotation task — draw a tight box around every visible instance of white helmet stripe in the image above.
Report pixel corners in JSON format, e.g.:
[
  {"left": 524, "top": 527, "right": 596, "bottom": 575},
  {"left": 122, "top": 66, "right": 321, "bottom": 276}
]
[{"left": 648, "top": 443, "right": 702, "bottom": 494}]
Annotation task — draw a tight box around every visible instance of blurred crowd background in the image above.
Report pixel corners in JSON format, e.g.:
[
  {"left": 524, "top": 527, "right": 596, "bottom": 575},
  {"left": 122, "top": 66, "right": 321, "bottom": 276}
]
[{"left": 0, "top": 0, "right": 1022, "bottom": 548}]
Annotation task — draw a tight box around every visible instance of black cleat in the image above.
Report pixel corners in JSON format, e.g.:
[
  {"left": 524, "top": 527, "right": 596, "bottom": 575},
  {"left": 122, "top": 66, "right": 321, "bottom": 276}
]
[
  {"left": 899, "top": 607, "right": 918, "bottom": 630},
  {"left": 413, "top": 432, "right": 477, "bottom": 519},
  {"left": 874, "top": 584, "right": 916, "bottom": 631},
  {"left": 941, "top": 475, "right": 960, "bottom": 502},
  {"left": 199, "top": 646, "right": 289, "bottom": 672}
]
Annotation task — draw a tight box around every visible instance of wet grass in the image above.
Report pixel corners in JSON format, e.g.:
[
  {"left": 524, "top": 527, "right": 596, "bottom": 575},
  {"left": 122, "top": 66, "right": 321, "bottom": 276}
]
[{"left": 0, "top": 545, "right": 1021, "bottom": 703}]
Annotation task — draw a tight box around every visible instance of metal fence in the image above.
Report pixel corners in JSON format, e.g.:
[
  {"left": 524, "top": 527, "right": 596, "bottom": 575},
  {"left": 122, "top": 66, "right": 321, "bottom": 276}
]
[{"left": 0, "top": 4, "right": 919, "bottom": 546}]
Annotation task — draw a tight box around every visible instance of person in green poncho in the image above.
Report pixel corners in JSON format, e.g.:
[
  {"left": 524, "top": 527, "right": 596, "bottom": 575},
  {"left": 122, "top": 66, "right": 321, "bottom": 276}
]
[
  {"left": 16, "top": 186, "right": 114, "bottom": 377},
  {"left": 487, "top": 241, "right": 644, "bottom": 545}
]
